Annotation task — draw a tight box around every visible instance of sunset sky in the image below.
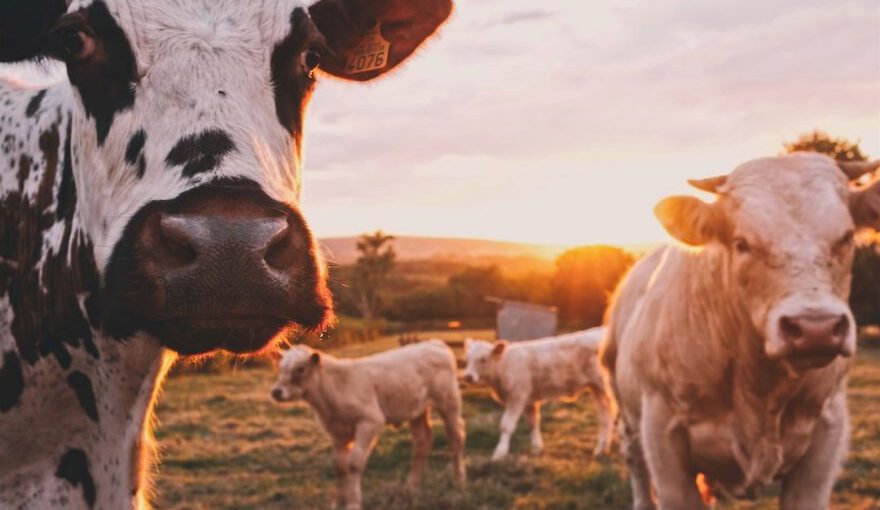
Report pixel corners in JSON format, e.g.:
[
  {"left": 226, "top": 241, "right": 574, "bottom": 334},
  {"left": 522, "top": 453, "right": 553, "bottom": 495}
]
[{"left": 5, "top": 0, "right": 879, "bottom": 247}]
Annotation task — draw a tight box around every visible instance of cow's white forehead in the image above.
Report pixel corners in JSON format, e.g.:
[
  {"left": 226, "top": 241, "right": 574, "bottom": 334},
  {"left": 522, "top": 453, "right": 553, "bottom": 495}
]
[
  {"left": 281, "top": 345, "right": 313, "bottom": 369},
  {"left": 724, "top": 154, "right": 852, "bottom": 239},
  {"left": 65, "top": 0, "right": 319, "bottom": 268}
]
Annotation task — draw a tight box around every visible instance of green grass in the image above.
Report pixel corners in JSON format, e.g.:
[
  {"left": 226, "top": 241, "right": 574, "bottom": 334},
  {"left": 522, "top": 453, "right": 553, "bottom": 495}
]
[{"left": 153, "top": 333, "right": 880, "bottom": 509}]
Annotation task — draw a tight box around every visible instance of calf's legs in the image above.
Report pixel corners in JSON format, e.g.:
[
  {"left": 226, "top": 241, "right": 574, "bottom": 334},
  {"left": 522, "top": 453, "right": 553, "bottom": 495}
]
[
  {"left": 492, "top": 399, "right": 526, "bottom": 461},
  {"left": 407, "top": 410, "right": 433, "bottom": 488},
  {"left": 590, "top": 385, "right": 615, "bottom": 457},
  {"left": 525, "top": 401, "right": 544, "bottom": 454},
  {"left": 439, "top": 403, "right": 467, "bottom": 484},
  {"left": 342, "top": 421, "right": 381, "bottom": 510}
]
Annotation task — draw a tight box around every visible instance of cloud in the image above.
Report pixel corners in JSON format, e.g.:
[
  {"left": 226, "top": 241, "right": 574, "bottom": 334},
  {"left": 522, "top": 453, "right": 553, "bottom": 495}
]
[{"left": 2, "top": 1, "right": 878, "bottom": 244}]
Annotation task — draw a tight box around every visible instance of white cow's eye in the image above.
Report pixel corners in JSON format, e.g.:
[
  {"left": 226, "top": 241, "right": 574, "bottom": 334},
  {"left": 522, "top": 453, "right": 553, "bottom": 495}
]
[{"left": 732, "top": 237, "right": 751, "bottom": 255}]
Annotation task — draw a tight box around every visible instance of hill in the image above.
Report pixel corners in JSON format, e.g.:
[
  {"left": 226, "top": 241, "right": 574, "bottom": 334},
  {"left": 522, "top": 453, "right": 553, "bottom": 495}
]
[{"left": 318, "top": 236, "right": 567, "bottom": 265}]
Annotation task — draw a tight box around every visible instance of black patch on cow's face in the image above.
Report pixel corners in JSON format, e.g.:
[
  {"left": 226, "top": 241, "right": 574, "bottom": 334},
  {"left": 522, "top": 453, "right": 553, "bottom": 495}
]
[
  {"left": 125, "top": 129, "right": 147, "bottom": 178},
  {"left": 0, "top": 351, "right": 24, "bottom": 412},
  {"left": 25, "top": 90, "right": 47, "bottom": 117},
  {"left": 165, "top": 130, "right": 236, "bottom": 178},
  {"left": 56, "top": 448, "right": 96, "bottom": 508},
  {"left": 67, "top": 371, "right": 99, "bottom": 422},
  {"left": 270, "top": 8, "right": 320, "bottom": 142},
  {"left": 48, "top": 1, "right": 137, "bottom": 145}
]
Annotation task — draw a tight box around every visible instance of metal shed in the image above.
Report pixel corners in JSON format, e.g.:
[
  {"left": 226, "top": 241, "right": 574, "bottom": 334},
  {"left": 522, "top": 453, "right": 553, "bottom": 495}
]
[{"left": 486, "top": 297, "right": 558, "bottom": 341}]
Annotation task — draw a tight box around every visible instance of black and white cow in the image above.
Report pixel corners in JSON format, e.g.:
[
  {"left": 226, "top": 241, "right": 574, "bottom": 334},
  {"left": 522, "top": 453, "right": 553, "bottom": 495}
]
[{"left": 0, "top": 0, "right": 452, "bottom": 508}]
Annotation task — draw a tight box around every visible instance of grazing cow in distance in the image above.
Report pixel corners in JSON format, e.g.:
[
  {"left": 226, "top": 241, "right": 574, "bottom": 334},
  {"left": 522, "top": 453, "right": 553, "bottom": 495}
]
[
  {"left": 462, "top": 328, "right": 614, "bottom": 460},
  {"left": 271, "top": 341, "right": 466, "bottom": 510},
  {"left": 601, "top": 153, "right": 880, "bottom": 510},
  {"left": 0, "top": 0, "right": 452, "bottom": 508}
]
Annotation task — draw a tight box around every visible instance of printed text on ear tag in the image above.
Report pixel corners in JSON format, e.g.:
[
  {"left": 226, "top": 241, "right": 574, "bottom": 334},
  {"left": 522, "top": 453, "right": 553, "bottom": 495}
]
[{"left": 346, "top": 24, "right": 390, "bottom": 74}]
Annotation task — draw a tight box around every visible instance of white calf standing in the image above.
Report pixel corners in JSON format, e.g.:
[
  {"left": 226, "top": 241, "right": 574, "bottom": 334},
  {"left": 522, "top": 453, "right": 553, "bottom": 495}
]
[
  {"left": 462, "top": 328, "right": 614, "bottom": 461},
  {"left": 271, "top": 340, "right": 466, "bottom": 510}
]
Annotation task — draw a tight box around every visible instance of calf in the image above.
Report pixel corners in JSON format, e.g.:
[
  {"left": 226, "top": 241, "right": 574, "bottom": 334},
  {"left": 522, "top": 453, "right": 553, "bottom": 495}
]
[
  {"left": 601, "top": 154, "right": 880, "bottom": 509},
  {"left": 271, "top": 340, "right": 466, "bottom": 510},
  {"left": 0, "top": 1, "right": 451, "bottom": 508},
  {"left": 462, "top": 328, "right": 614, "bottom": 460}
]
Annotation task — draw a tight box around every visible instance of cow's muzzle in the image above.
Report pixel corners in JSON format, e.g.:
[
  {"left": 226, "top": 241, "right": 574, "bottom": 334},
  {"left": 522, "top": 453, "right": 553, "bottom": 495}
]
[
  {"left": 766, "top": 300, "right": 855, "bottom": 370},
  {"left": 102, "top": 180, "right": 333, "bottom": 354}
]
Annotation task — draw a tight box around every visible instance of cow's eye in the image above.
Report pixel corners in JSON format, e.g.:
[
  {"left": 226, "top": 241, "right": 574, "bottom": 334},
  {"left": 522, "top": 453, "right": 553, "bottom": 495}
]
[
  {"left": 51, "top": 25, "right": 96, "bottom": 61},
  {"left": 733, "top": 237, "right": 751, "bottom": 255},
  {"left": 302, "top": 49, "right": 322, "bottom": 78}
]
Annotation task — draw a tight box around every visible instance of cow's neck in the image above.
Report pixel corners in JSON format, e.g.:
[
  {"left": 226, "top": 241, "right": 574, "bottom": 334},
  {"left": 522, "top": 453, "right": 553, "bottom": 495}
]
[
  {"left": 679, "top": 246, "right": 845, "bottom": 490},
  {"left": 0, "top": 79, "right": 171, "bottom": 509}
]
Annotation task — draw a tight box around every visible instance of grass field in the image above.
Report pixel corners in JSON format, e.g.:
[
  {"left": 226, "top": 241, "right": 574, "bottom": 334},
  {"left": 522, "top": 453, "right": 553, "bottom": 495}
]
[{"left": 153, "top": 331, "right": 880, "bottom": 509}]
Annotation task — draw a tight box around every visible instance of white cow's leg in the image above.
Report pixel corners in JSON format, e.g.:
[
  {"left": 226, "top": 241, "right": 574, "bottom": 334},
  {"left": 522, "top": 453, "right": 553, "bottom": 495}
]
[
  {"left": 590, "top": 385, "right": 615, "bottom": 457},
  {"left": 780, "top": 392, "right": 849, "bottom": 510},
  {"left": 406, "top": 410, "right": 433, "bottom": 488},
  {"left": 621, "top": 418, "right": 656, "bottom": 510},
  {"left": 439, "top": 402, "right": 467, "bottom": 484},
  {"left": 525, "top": 401, "right": 544, "bottom": 455},
  {"left": 333, "top": 442, "right": 352, "bottom": 509},
  {"left": 492, "top": 399, "right": 526, "bottom": 461},
  {"left": 641, "top": 394, "right": 706, "bottom": 510},
  {"left": 345, "top": 421, "right": 381, "bottom": 510}
]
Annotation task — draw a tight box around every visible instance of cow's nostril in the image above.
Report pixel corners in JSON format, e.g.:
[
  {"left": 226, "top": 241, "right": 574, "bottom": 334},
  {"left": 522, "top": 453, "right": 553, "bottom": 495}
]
[
  {"left": 832, "top": 315, "right": 849, "bottom": 339},
  {"left": 271, "top": 388, "right": 283, "bottom": 401},
  {"left": 156, "top": 214, "right": 197, "bottom": 267},
  {"left": 264, "top": 219, "right": 303, "bottom": 271},
  {"left": 779, "top": 316, "right": 802, "bottom": 341}
]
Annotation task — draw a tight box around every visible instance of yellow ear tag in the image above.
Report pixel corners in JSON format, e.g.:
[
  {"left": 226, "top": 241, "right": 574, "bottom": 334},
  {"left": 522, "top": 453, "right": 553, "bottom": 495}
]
[{"left": 346, "top": 23, "right": 390, "bottom": 75}]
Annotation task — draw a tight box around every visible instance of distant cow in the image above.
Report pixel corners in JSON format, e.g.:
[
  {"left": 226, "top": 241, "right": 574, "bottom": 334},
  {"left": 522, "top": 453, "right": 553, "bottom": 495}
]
[
  {"left": 271, "top": 340, "right": 466, "bottom": 510},
  {"left": 462, "top": 328, "right": 614, "bottom": 460},
  {"left": 601, "top": 154, "right": 880, "bottom": 510},
  {"left": 0, "top": 0, "right": 451, "bottom": 507}
]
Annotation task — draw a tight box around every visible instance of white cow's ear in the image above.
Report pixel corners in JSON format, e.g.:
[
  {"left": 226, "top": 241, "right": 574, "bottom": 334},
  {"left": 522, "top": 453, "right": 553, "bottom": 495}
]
[
  {"left": 309, "top": 0, "right": 452, "bottom": 81},
  {"left": 655, "top": 196, "right": 726, "bottom": 247},
  {"left": 491, "top": 341, "right": 507, "bottom": 357},
  {"left": 309, "top": 352, "right": 322, "bottom": 367},
  {"left": 850, "top": 178, "right": 880, "bottom": 229}
]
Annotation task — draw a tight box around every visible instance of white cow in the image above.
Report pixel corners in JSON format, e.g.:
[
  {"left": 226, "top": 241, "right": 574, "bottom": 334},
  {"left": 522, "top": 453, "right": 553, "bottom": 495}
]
[
  {"left": 601, "top": 153, "right": 880, "bottom": 509},
  {"left": 462, "top": 328, "right": 614, "bottom": 460},
  {"left": 271, "top": 340, "right": 466, "bottom": 510}
]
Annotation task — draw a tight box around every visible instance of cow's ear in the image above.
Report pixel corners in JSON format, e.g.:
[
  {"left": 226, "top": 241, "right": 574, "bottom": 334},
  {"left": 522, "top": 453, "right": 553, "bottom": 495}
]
[
  {"left": 308, "top": 0, "right": 452, "bottom": 81},
  {"left": 0, "top": 0, "right": 69, "bottom": 62},
  {"left": 309, "top": 352, "right": 322, "bottom": 367},
  {"left": 655, "top": 196, "right": 726, "bottom": 246},
  {"left": 491, "top": 341, "right": 507, "bottom": 357},
  {"left": 850, "top": 178, "right": 880, "bottom": 230}
]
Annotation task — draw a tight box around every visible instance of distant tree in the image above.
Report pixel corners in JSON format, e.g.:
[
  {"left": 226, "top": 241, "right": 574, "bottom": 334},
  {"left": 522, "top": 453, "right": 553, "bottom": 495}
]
[
  {"left": 783, "top": 130, "right": 867, "bottom": 162},
  {"left": 351, "top": 231, "right": 396, "bottom": 320},
  {"left": 551, "top": 245, "right": 636, "bottom": 329},
  {"left": 449, "top": 265, "right": 505, "bottom": 319}
]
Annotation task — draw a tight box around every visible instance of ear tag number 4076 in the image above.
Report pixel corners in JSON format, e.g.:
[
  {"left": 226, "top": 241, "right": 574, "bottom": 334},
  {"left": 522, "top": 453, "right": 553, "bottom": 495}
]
[{"left": 346, "top": 24, "right": 390, "bottom": 74}]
